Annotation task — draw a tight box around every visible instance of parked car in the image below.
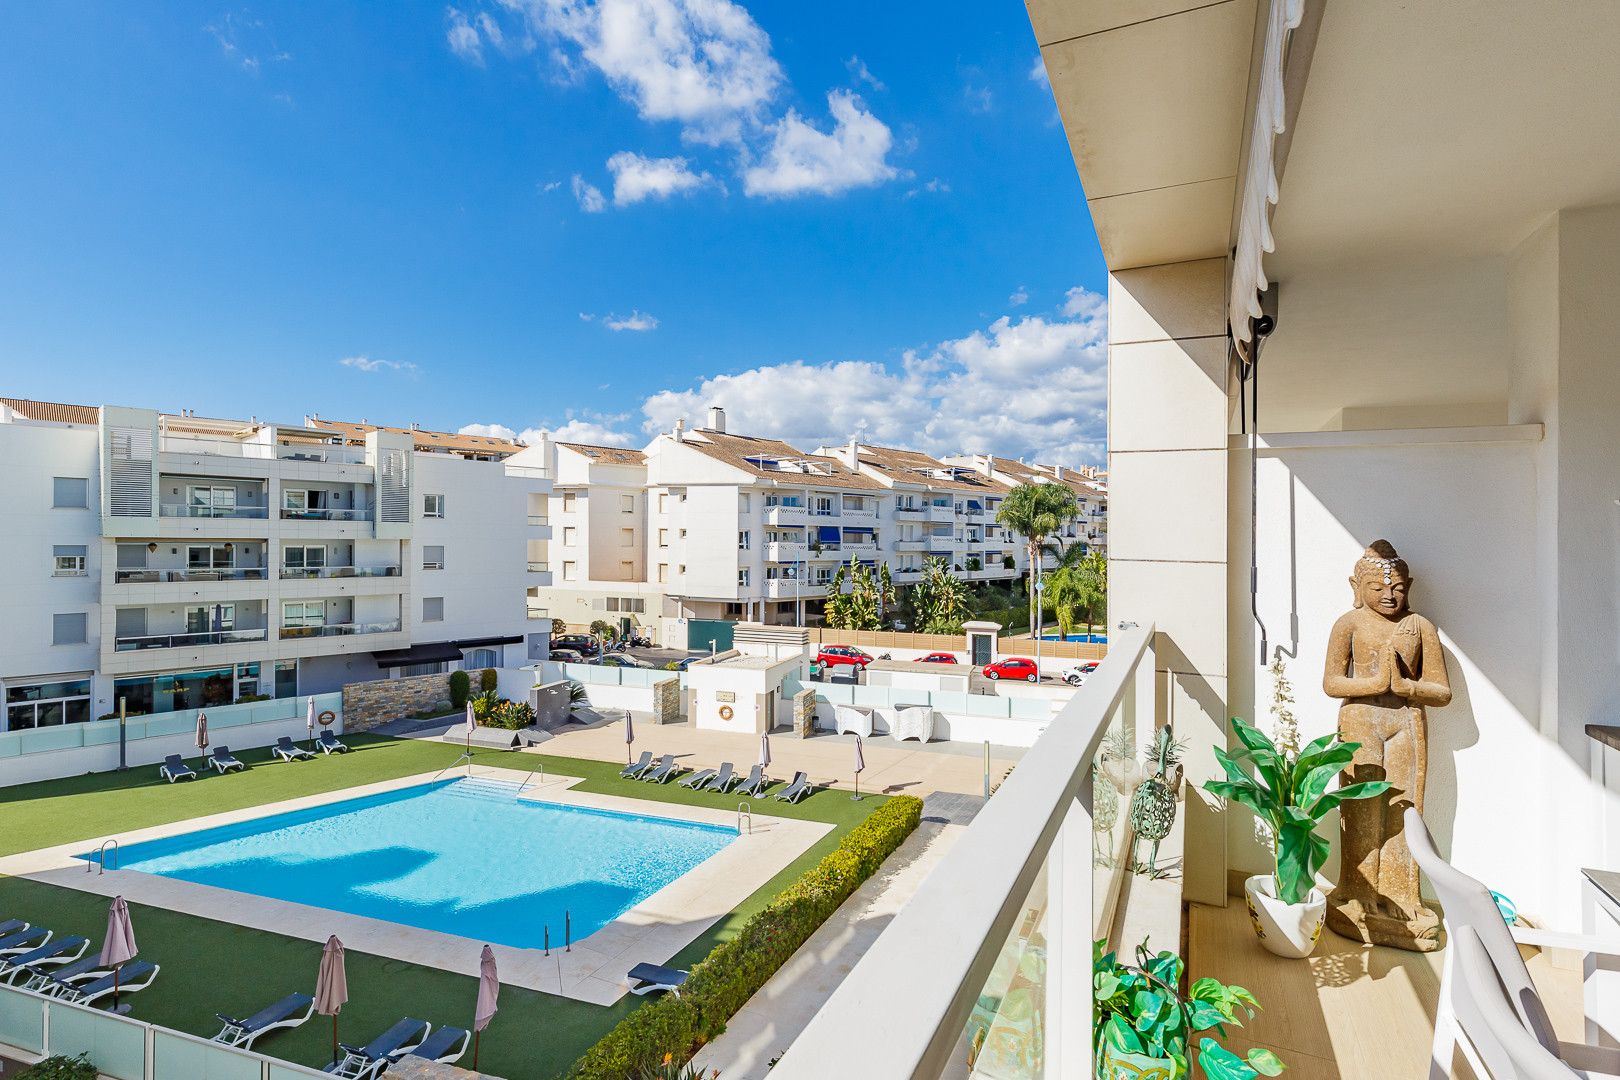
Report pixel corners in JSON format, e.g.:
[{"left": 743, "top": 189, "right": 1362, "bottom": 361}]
[
  {"left": 984, "top": 657, "right": 1041, "bottom": 683},
  {"left": 1061, "top": 661, "right": 1101, "bottom": 686},
  {"left": 596, "top": 653, "right": 652, "bottom": 669},
  {"left": 551, "top": 634, "right": 600, "bottom": 656},
  {"left": 816, "top": 646, "right": 874, "bottom": 669},
  {"left": 917, "top": 652, "right": 959, "bottom": 664},
  {"left": 549, "top": 648, "right": 587, "bottom": 664}
]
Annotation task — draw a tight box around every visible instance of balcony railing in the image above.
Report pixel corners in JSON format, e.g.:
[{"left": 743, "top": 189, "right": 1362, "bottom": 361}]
[
  {"left": 894, "top": 505, "right": 925, "bottom": 515},
  {"left": 280, "top": 508, "right": 370, "bottom": 521},
  {"left": 160, "top": 435, "right": 367, "bottom": 464},
  {"left": 527, "top": 514, "right": 550, "bottom": 527},
  {"left": 279, "top": 565, "right": 401, "bottom": 580},
  {"left": 279, "top": 619, "right": 402, "bottom": 640},
  {"left": 158, "top": 504, "right": 270, "bottom": 519},
  {"left": 114, "top": 628, "right": 270, "bottom": 651},
  {"left": 771, "top": 623, "right": 1155, "bottom": 1080},
  {"left": 528, "top": 561, "right": 549, "bottom": 573},
  {"left": 764, "top": 505, "right": 808, "bottom": 525},
  {"left": 115, "top": 567, "right": 269, "bottom": 583}
]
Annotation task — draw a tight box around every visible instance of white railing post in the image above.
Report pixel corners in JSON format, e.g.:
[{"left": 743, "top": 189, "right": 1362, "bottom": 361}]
[{"left": 1047, "top": 781, "right": 1097, "bottom": 1078}]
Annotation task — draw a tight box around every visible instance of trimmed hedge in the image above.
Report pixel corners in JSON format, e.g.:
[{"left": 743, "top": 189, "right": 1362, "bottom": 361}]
[
  {"left": 448, "top": 669, "right": 470, "bottom": 709},
  {"left": 567, "top": 795, "right": 925, "bottom": 1079}
]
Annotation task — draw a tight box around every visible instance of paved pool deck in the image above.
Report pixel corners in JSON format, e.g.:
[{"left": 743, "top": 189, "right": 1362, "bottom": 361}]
[{"left": 0, "top": 764, "right": 829, "bottom": 1006}]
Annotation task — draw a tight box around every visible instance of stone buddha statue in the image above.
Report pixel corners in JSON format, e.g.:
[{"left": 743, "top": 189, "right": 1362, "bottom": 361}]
[{"left": 1321, "top": 540, "right": 1450, "bottom": 952}]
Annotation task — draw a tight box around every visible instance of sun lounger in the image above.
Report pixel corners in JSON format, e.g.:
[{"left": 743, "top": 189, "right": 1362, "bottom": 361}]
[
  {"left": 19, "top": 954, "right": 109, "bottom": 992},
  {"left": 679, "top": 765, "right": 718, "bottom": 789},
  {"left": 0, "top": 920, "right": 26, "bottom": 938},
  {"left": 734, "top": 764, "right": 769, "bottom": 798},
  {"left": 0, "top": 935, "right": 87, "bottom": 981},
  {"left": 273, "top": 737, "right": 314, "bottom": 763},
  {"left": 324, "top": 1018, "right": 430, "bottom": 1078},
  {"left": 54, "top": 960, "right": 159, "bottom": 1007},
  {"left": 627, "top": 962, "right": 689, "bottom": 996},
  {"left": 212, "top": 992, "right": 315, "bottom": 1049},
  {"left": 770, "top": 771, "right": 814, "bottom": 804},
  {"left": 159, "top": 755, "right": 197, "bottom": 783},
  {"left": 620, "top": 750, "right": 654, "bottom": 779},
  {"left": 641, "top": 754, "right": 679, "bottom": 783},
  {"left": 703, "top": 762, "right": 738, "bottom": 793},
  {"left": 408, "top": 1025, "right": 470, "bottom": 1065},
  {"left": 0, "top": 927, "right": 51, "bottom": 958},
  {"left": 318, "top": 730, "right": 350, "bottom": 755},
  {"left": 209, "top": 746, "right": 245, "bottom": 774}
]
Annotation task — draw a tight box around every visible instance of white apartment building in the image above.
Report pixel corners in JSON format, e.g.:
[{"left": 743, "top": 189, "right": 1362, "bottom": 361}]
[
  {"left": 946, "top": 452, "right": 1109, "bottom": 559},
  {"left": 527, "top": 434, "right": 665, "bottom": 638},
  {"left": 0, "top": 397, "right": 551, "bottom": 732}
]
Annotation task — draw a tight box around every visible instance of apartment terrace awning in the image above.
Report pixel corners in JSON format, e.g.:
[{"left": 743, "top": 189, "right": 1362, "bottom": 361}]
[
  {"left": 373, "top": 634, "right": 523, "bottom": 669},
  {"left": 816, "top": 526, "right": 841, "bottom": 543}
]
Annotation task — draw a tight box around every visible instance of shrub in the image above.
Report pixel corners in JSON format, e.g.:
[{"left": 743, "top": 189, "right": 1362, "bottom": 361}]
[
  {"left": 471, "top": 689, "right": 500, "bottom": 722},
  {"left": 19, "top": 1056, "right": 98, "bottom": 1080},
  {"left": 480, "top": 667, "right": 498, "bottom": 694},
  {"left": 483, "top": 699, "right": 535, "bottom": 730},
  {"left": 567, "top": 796, "right": 924, "bottom": 1079},
  {"left": 448, "top": 669, "right": 470, "bottom": 709}
]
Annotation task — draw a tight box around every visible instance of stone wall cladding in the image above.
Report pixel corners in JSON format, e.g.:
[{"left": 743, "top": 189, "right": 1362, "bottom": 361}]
[
  {"left": 652, "top": 676, "right": 682, "bottom": 724},
  {"left": 386, "top": 1057, "right": 496, "bottom": 1080},
  {"left": 794, "top": 687, "right": 816, "bottom": 737},
  {"left": 341, "top": 673, "right": 453, "bottom": 732}
]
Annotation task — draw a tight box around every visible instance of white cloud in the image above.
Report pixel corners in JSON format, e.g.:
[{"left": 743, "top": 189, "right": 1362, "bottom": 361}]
[
  {"left": 571, "top": 174, "right": 606, "bottom": 212},
  {"left": 845, "top": 55, "right": 885, "bottom": 92},
  {"left": 606, "top": 151, "right": 713, "bottom": 206},
  {"left": 1009, "top": 286, "right": 1029, "bottom": 307},
  {"left": 458, "top": 422, "right": 519, "bottom": 440},
  {"left": 1062, "top": 286, "right": 1105, "bottom": 319},
  {"left": 482, "top": 0, "right": 782, "bottom": 145},
  {"left": 636, "top": 287, "right": 1110, "bottom": 465},
  {"left": 1029, "top": 55, "right": 1049, "bottom": 87},
  {"left": 339, "top": 356, "right": 418, "bottom": 374},
  {"left": 580, "top": 310, "right": 659, "bottom": 332},
  {"left": 742, "top": 91, "right": 899, "bottom": 198},
  {"left": 539, "top": 179, "right": 562, "bottom": 193},
  {"left": 548, "top": 419, "right": 636, "bottom": 446},
  {"left": 904, "top": 178, "right": 950, "bottom": 199},
  {"left": 446, "top": 8, "right": 484, "bottom": 64},
  {"left": 963, "top": 84, "right": 993, "bottom": 114}
]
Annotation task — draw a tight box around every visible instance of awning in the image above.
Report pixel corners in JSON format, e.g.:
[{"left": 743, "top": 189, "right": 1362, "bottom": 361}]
[
  {"left": 373, "top": 634, "right": 524, "bottom": 668},
  {"left": 841, "top": 526, "right": 875, "bottom": 534},
  {"left": 966, "top": 500, "right": 983, "bottom": 511},
  {"left": 817, "top": 526, "right": 841, "bottom": 543}
]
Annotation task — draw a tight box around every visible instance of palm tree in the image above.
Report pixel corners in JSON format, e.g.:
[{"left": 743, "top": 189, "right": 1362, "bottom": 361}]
[
  {"left": 996, "top": 482, "right": 1081, "bottom": 631},
  {"left": 1049, "top": 546, "right": 1107, "bottom": 636},
  {"left": 911, "top": 556, "right": 972, "bottom": 634}
]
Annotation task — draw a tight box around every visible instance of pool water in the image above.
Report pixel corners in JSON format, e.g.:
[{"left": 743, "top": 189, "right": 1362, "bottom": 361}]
[
  {"left": 1039, "top": 633, "right": 1108, "bottom": 644},
  {"left": 90, "top": 779, "right": 736, "bottom": 950}
]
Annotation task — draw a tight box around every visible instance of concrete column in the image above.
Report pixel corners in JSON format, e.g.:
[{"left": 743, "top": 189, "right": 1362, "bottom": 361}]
[{"left": 1106, "top": 257, "right": 1230, "bottom": 906}]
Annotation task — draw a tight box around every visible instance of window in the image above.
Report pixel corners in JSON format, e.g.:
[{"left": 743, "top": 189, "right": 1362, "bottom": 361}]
[
  {"left": 620, "top": 528, "right": 634, "bottom": 547},
  {"left": 282, "top": 545, "right": 327, "bottom": 572},
  {"left": 423, "top": 494, "right": 445, "bottom": 518},
  {"left": 53, "top": 613, "right": 87, "bottom": 645},
  {"left": 658, "top": 529, "right": 669, "bottom": 547},
  {"left": 422, "top": 597, "right": 444, "bottom": 622},
  {"left": 53, "top": 545, "right": 87, "bottom": 576},
  {"left": 563, "top": 527, "right": 578, "bottom": 546},
  {"left": 6, "top": 678, "right": 92, "bottom": 730},
  {"left": 739, "top": 493, "right": 750, "bottom": 511},
  {"left": 52, "top": 477, "right": 89, "bottom": 508},
  {"left": 738, "top": 530, "right": 750, "bottom": 550},
  {"left": 619, "top": 494, "right": 634, "bottom": 513},
  {"left": 188, "top": 485, "right": 239, "bottom": 518},
  {"left": 398, "top": 661, "right": 447, "bottom": 677},
  {"left": 562, "top": 492, "right": 577, "bottom": 511},
  {"left": 283, "top": 489, "right": 308, "bottom": 511},
  {"left": 422, "top": 545, "right": 445, "bottom": 570},
  {"left": 464, "top": 647, "right": 499, "bottom": 669},
  {"left": 562, "top": 561, "right": 578, "bottom": 581},
  {"left": 678, "top": 564, "right": 686, "bottom": 575},
  {"left": 813, "top": 496, "right": 834, "bottom": 515},
  {"left": 657, "top": 563, "right": 668, "bottom": 583},
  {"left": 679, "top": 528, "right": 687, "bottom": 539},
  {"left": 188, "top": 545, "right": 234, "bottom": 569},
  {"left": 282, "top": 602, "right": 325, "bottom": 628},
  {"left": 738, "top": 568, "right": 750, "bottom": 587},
  {"left": 657, "top": 492, "right": 668, "bottom": 512},
  {"left": 620, "top": 560, "right": 634, "bottom": 576}
]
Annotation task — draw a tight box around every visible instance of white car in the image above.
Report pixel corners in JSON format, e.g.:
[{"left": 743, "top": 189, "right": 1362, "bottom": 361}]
[{"left": 1061, "top": 661, "right": 1100, "bottom": 686}]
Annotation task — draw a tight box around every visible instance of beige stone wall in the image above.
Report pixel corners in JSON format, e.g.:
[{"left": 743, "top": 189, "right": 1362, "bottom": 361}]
[
  {"left": 341, "top": 673, "right": 453, "bottom": 732},
  {"left": 794, "top": 687, "right": 816, "bottom": 737},
  {"left": 385, "top": 1056, "right": 496, "bottom": 1080},
  {"left": 652, "top": 676, "right": 682, "bottom": 723}
]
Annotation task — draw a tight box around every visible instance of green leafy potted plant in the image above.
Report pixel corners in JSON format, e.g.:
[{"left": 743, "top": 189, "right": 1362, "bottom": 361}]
[
  {"left": 1203, "top": 716, "right": 1391, "bottom": 959},
  {"left": 1094, "top": 939, "right": 1282, "bottom": 1079}
]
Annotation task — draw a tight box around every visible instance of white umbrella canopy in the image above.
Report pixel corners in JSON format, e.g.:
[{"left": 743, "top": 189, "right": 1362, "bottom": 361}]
[
  {"left": 315, "top": 935, "right": 348, "bottom": 1063},
  {"left": 99, "top": 896, "right": 137, "bottom": 1011},
  {"left": 306, "top": 696, "right": 316, "bottom": 739},
  {"left": 852, "top": 734, "right": 866, "bottom": 801},
  {"left": 758, "top": 733, "right": 772, "bottom": 770},
  {"left": 194, "top": 712, "right": 209, "bottom": 769},
  {"left": 473, "top": 944, "right": 500, "bottom": 1067},
  {"left": 624, "top": 712, "right": 635, "bottom": 763}
]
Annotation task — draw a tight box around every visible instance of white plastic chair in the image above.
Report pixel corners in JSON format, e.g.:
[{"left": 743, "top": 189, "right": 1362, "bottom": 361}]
[
  {"left": 1406, "top": 808, "right": 1620, "bottom": 1078},
  {"left": 1452, "top": 925, "right": 1582, "bottom": 1078}
]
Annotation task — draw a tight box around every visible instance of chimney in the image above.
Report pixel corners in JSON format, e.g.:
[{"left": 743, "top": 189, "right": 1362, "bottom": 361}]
[
  {"left": 410, "top": 422, "right": 420, "bottom": 431},
  {"left": 706, "top": 406, "right": 726, "bottom": 433},
  {"left": 843, "top": 437, "right": 859, "bottom": 469},
  {"left": 673, "top": 418, "right": 686, "bottom": 443},
  {"left": 1054, "top": 463, "right": 1064, "bottom": 479}
]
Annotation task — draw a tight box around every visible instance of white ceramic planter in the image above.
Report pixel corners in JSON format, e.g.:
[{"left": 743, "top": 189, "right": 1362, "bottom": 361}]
[{"left": 1244, "top": 874, "right": 1325, "bottom": 959}]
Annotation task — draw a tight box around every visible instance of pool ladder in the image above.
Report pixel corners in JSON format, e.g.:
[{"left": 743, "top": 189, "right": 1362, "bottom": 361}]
[
  {"left": 736, "top": 802, "right": 752, "bottom": 835},
  {"left": 432, "top": 750, "right": 475, "bottom": 782},
  {"left": 514, "top": 762, "right": 546, "bottom": 799},
  {"left": 87, "top": 839, "right": 119, "bottom": 875}
]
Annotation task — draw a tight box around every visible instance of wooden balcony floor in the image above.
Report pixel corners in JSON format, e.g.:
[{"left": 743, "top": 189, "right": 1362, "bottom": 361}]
[{"left": 1188, "top": 900, "right": 1583, "bottom": 1079}]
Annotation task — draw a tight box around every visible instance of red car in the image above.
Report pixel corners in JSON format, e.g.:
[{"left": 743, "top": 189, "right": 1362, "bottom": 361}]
[
  {"left": 917, "top": 652, "right": 958, "bottom": 664},
  {"left": 817, "top": 646, "right": 873, "bottom": 669},
  {"left": 984, "top": 657, "right": 1041, "bottom": 683}
]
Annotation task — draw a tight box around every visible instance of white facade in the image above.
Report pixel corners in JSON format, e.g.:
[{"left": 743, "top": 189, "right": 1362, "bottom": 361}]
[{"left": 0, "top": 400, "right": 551, "bottom": 732}]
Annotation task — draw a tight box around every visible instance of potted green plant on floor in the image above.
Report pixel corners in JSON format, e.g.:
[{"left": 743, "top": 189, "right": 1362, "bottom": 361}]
[
  {"left": 1094, "top": 939, "right": 1282, "bottom": 1079},
  {"left": 1203, "top": 716, "right": 1391, "bottom": 959}
]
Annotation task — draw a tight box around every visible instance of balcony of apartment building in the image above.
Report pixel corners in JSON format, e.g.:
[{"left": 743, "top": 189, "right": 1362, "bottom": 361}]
[
  {"left": 159, "top": 432, "right": 368, "bottom": 466},
  {"left": 151, "top": 476, "right": 271, "bottom": 540},
  {"left": 109, "top": 601, "right": 271, "bottom": 660},
  {"left": 526, "top": 492, "right": 552, "bottom": 540},
  {"left": 892, "top": 534, "right": 928, "bottom": 552},
  {"left": 278, "top": 482, "right": 372, "bottom": 525},
  {"left": 840, "top": 527, "right": 879, "bottom": 555},
  {"left": 525, "top": 538, "right": 553, "bottom": 586},
  {"left": 764, "top": 539, "right": 807, "bottom": 563},
  {"left": 765, "top": 572, "right": 825, "bottom": 599},
  {"left": 925, "top": 497, "right": 956, "bottom": 520},
  {"left": 893, "top": 499, "right": 927, "bottom": 517},
  {"left": 278, "top": 541, "right": 402, "bottom": 582},
  {"left": 763, "top": 498, "right": 809, "bottom": 526},
  {"left": 277, "top": 597, "right": 404, "bottom": 654},
  {"left": 838, "top": 497, "right": 880, "bottom": 526},
  {"left": 107, "top": 540, "right": 273, "bottom": 601},
  {"left": 955, "top": 498, "right": 986, "bottom": 519}
]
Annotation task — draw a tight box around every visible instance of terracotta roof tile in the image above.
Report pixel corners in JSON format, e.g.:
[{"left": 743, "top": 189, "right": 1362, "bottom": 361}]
[
  {"left": 308, "top": 418, "right": 525, "bottom": 455},
  {"left": 679, "top": 430, "right": 887, "bottom": 490},
  {"left": 851, "top": 444, "right": 1010, "bottom": 495},
  {"left": 0, "top": 397, "right": 100, "bottom": 425},
  {"left": 557, "top": 441, "right": 647, "bottom": 465}
]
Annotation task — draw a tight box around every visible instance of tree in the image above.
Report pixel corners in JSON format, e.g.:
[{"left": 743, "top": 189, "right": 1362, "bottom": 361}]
[
  {"left": 1049, "top": 546, "right": 1107, "bottom": 636},
  {"left": 910, "top": 557, "right": 973, "bottom": 634},
  {"left": 996, "top": 482, "right": 1081, "bottom": 631},
  {"left": 589, "top": 618, "right": 616, "bottom": 645},
  {"left": 823, "top": 559, "right": 886, "bottom": 630}
]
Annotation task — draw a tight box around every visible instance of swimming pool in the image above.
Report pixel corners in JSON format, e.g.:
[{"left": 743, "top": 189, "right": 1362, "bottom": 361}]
[
  {"left": 1040, "top": 633, "right": 1108, "bottom": 644},
  {"left": 88, "top": 779, "right": 736, "bottom": 950}
]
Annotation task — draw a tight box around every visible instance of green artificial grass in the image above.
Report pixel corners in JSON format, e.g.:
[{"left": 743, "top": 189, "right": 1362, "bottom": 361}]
[{"left": 0, "top": 734, "right": 884, "bottom": 1079}]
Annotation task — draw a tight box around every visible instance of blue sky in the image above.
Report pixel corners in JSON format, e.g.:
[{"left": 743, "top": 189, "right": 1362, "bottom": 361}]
[{"left": 0, "top": 1, "right": 1108, "bottom": 462}]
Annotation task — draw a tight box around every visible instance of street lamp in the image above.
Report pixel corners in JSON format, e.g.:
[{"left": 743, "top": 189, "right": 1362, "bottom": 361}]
[{"left": 1034, "top": 571, "right": 1045, "bottom": 678}]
